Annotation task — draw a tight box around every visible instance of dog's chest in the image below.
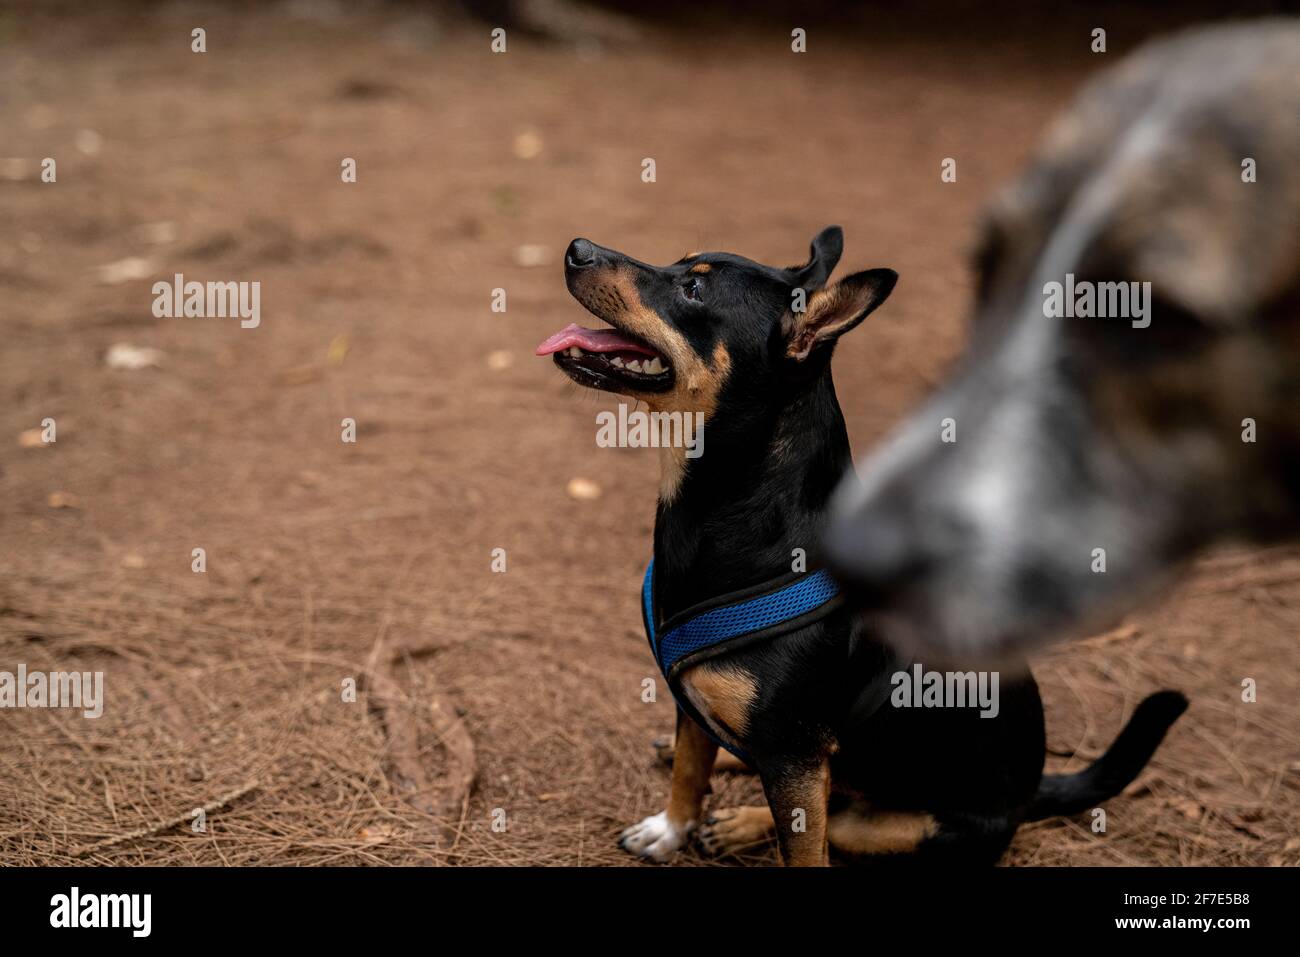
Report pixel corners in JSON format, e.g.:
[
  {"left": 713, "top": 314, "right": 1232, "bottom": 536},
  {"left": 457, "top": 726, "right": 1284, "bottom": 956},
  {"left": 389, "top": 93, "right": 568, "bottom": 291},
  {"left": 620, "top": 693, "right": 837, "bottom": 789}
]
[{"left": 642, "top": 559, "right": 844, "bottom": 758}]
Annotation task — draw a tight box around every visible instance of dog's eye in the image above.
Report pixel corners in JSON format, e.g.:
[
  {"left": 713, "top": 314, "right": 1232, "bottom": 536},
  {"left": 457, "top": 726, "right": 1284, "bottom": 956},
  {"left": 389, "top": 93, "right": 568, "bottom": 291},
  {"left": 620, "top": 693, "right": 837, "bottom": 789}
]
[{"left": 681, "top": 277, "right": 703, "bottom": 302}]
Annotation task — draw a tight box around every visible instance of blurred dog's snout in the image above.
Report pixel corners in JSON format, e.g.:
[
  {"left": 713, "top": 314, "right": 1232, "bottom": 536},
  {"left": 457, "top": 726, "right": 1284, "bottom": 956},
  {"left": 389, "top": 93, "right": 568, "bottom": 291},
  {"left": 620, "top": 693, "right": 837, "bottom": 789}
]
[
  {"left": 566, "top": 238, "right": 596, "bottom": 268},
  {"left": 824, "top": 504, "right": 933, "bottom": 605}
]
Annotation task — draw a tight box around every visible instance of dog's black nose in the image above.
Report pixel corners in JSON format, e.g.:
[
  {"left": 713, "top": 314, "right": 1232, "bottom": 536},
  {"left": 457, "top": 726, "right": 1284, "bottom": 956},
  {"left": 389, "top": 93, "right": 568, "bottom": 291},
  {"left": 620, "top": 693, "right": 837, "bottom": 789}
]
[{"left": 566, "top": 238, "right": 596, "bottom": 268}]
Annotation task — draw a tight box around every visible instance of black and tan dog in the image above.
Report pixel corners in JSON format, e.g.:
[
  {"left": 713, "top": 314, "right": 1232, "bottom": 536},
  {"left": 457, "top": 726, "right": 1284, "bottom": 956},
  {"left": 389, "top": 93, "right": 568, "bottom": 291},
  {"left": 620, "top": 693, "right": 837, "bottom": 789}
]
[
  {"left": 538, "top": 230, "right": 1185, "bottom": 865},
  {"left": 826, "top": 20, "right": 1300, "bottom": 665}
]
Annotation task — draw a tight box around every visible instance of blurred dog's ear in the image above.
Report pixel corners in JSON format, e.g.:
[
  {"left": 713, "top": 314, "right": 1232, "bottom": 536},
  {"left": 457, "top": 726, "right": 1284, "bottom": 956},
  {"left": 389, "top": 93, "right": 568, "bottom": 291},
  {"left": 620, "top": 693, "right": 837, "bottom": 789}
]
[
  {"left": 788, "top": 225, "right": 844, "bottom": 292},
  {"left": 784, "top": 268, "right": 897, "bottom": 360}
]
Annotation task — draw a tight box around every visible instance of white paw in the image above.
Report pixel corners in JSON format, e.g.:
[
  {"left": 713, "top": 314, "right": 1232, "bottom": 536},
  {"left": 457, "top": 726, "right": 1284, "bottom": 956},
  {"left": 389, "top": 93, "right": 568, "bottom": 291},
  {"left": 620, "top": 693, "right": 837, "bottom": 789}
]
[{"left": 618, "top": 811, "right": 692, "bottom": 862}]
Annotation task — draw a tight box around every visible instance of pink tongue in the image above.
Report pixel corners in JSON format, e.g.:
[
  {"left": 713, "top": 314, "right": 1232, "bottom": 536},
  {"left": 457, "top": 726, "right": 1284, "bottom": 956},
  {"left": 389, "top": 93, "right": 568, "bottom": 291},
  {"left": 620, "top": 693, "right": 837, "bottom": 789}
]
[{"left": 536, "top": 323, "right": 657, "bottom": 358}]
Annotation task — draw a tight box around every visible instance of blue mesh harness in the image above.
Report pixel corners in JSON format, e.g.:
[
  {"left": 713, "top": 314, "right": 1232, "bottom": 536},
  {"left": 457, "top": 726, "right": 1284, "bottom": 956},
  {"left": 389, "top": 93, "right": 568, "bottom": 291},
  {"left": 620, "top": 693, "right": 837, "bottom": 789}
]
[{"left": 641, "top": 559, "right": 844, "bottom": 759}]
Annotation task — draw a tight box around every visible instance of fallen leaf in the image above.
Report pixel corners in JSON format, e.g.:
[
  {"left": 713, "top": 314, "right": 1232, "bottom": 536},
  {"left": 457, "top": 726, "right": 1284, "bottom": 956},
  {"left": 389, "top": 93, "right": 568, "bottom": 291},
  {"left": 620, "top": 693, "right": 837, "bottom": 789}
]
[
  {"left": 121, "top": 553, "right": 146, "bottom": 570},
  {"left": 75, "top": 129, "right": 103, "bottom": 155},
  {"left": 358, "top": 824, "right": 395, "bottom": 844},
  {"left": 18, "top": 428, "right": 49, "bottom": 449},
  {"left": 278, "top": 364, "right": 323, "bottom": 386},
  {"left": 513, "top": 130, "right": 543, "bottom": 159},
  {"left": 566, "top": 477, "right": 601, "bottom": 500},
  {"left": 1165, "top": 797, "right": 1203, "bottom": 821},
  {"left": 326, "top": 334, "right": 350, "bottom": 367},
  {"left": 513, "top": 244, "right": 551, "bottom": 268},
  {"left": 47, "top": 491, "right": 79, "bottom": 509},
  {"left": 492, "top": 185, "right": 519, "bottom": 215},
  {"left": 97, "top": 256, "right": 153, "bottom": 285},
  {"left": 486, "top": 350, "right": 513, "bottom": 371},
  {"left": 105, "top": 343, "right": 165, "bottom": 370}
]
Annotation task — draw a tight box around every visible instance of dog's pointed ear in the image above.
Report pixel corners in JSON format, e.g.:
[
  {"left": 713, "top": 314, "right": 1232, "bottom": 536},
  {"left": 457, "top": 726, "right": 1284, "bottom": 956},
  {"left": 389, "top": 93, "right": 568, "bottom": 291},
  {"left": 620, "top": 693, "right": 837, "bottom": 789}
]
[
  {"left": 788, "top": 225, "right": 844, "bottom": 292},
  {"left": 784, "top": 268, "right": 897, "bottom": 361}
]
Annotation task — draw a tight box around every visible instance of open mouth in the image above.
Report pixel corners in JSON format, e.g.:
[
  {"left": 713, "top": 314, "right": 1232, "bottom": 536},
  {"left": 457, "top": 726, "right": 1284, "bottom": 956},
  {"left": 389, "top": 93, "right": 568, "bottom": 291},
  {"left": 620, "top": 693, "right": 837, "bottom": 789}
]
[{"left": 536, "top": 323, "right": 674, "bottom": 393}]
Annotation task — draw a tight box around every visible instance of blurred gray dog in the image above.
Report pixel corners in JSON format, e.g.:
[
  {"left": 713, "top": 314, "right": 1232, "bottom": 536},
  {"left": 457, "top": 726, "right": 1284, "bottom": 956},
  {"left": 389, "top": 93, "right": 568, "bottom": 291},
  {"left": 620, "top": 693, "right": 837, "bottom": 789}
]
[{"left": 826, "top": 20, "right": 1300, "bottom": 664}]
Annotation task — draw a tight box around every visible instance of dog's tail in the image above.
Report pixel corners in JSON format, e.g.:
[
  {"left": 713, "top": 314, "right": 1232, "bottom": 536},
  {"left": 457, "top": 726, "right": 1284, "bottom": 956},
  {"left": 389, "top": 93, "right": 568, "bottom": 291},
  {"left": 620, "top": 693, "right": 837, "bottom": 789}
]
[{"left": 1026, "top": 691, "right": 1187, "bottom": 821}]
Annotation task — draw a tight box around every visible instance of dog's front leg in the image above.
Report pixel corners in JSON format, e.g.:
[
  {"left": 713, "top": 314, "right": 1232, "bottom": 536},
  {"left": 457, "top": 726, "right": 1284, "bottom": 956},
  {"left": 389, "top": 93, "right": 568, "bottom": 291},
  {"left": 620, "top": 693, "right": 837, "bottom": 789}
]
[
  {"left": 619, "top": 709, "right": 717, "bottom": 862},
  {"left": 758, "top": 757, "right": 831, "bottom": 866}
]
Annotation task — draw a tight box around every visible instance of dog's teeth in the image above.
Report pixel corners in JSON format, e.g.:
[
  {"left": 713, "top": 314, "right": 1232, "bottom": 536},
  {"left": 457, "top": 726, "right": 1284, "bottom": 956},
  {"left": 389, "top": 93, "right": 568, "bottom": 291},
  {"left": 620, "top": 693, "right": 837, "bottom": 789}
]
[
  {"left": 627, "top": 359, "right": 644, "bottom": 373},
  {"left": 645, "top": 357, "right": 664, "bottom": 374},
  {"left": 610, "top": 356, "right": 625, "bottom": 368},
  {"left": 568, "top": 346, "right": 583, "bottom": 358}
]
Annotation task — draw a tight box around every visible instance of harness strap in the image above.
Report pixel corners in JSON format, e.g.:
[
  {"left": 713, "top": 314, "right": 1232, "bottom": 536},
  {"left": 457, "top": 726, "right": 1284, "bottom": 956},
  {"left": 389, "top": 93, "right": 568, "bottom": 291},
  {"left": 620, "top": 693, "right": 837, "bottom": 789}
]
[{"left": 641, "top": 559, "right": 845, "bottom": 759}]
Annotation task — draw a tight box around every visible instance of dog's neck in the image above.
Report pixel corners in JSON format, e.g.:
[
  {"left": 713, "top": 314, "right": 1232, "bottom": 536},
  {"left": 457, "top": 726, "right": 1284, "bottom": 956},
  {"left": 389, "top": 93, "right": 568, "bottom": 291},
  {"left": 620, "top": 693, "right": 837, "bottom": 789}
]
[{"left": 651, "top": 366, "right": 853, "bottom": 619}]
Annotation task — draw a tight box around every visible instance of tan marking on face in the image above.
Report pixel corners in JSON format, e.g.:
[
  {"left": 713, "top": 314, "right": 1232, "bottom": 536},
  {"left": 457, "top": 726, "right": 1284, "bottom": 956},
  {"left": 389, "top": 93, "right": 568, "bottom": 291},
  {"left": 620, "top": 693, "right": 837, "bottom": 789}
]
[
  {"left": 690, "top": 341, "right": 732, "bottom": 414},
  {"left": 827, "top": 805, "right": 938, "bottom": 856},
  {"left": 654, "top": 342, "right": 730, "bottom": 502},
  {"left": 659, "top": 445, "right": 686, "bottom": 503},
  {"left": 680, "top": 661, "right": 757, "bottom": 740},
  {"left": 567, "top": 267, "right": 733, "bottom": 501},
  {"left": 578, "top": 268, "right": 731, "bottom": 413},
  {"left": 683, "top": 251, "right": 703, "bottom": 260},
  {"left": 689, "top": 263, "right": 711, "bottom": 274}
]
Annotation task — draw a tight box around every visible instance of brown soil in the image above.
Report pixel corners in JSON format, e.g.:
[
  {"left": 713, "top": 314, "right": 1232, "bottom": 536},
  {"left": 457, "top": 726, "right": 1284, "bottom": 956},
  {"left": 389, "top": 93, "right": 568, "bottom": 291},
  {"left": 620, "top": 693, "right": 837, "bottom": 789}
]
[{"left": 0, "top": 3, "right": 1296, "bottom": 866}]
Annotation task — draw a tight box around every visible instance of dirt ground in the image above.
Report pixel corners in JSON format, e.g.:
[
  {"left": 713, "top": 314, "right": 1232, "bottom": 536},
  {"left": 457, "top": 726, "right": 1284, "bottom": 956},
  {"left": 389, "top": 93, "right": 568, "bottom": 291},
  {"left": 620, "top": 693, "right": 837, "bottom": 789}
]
[{"left": 1, "top": 3, "right": 1297, "bottom": 866}]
